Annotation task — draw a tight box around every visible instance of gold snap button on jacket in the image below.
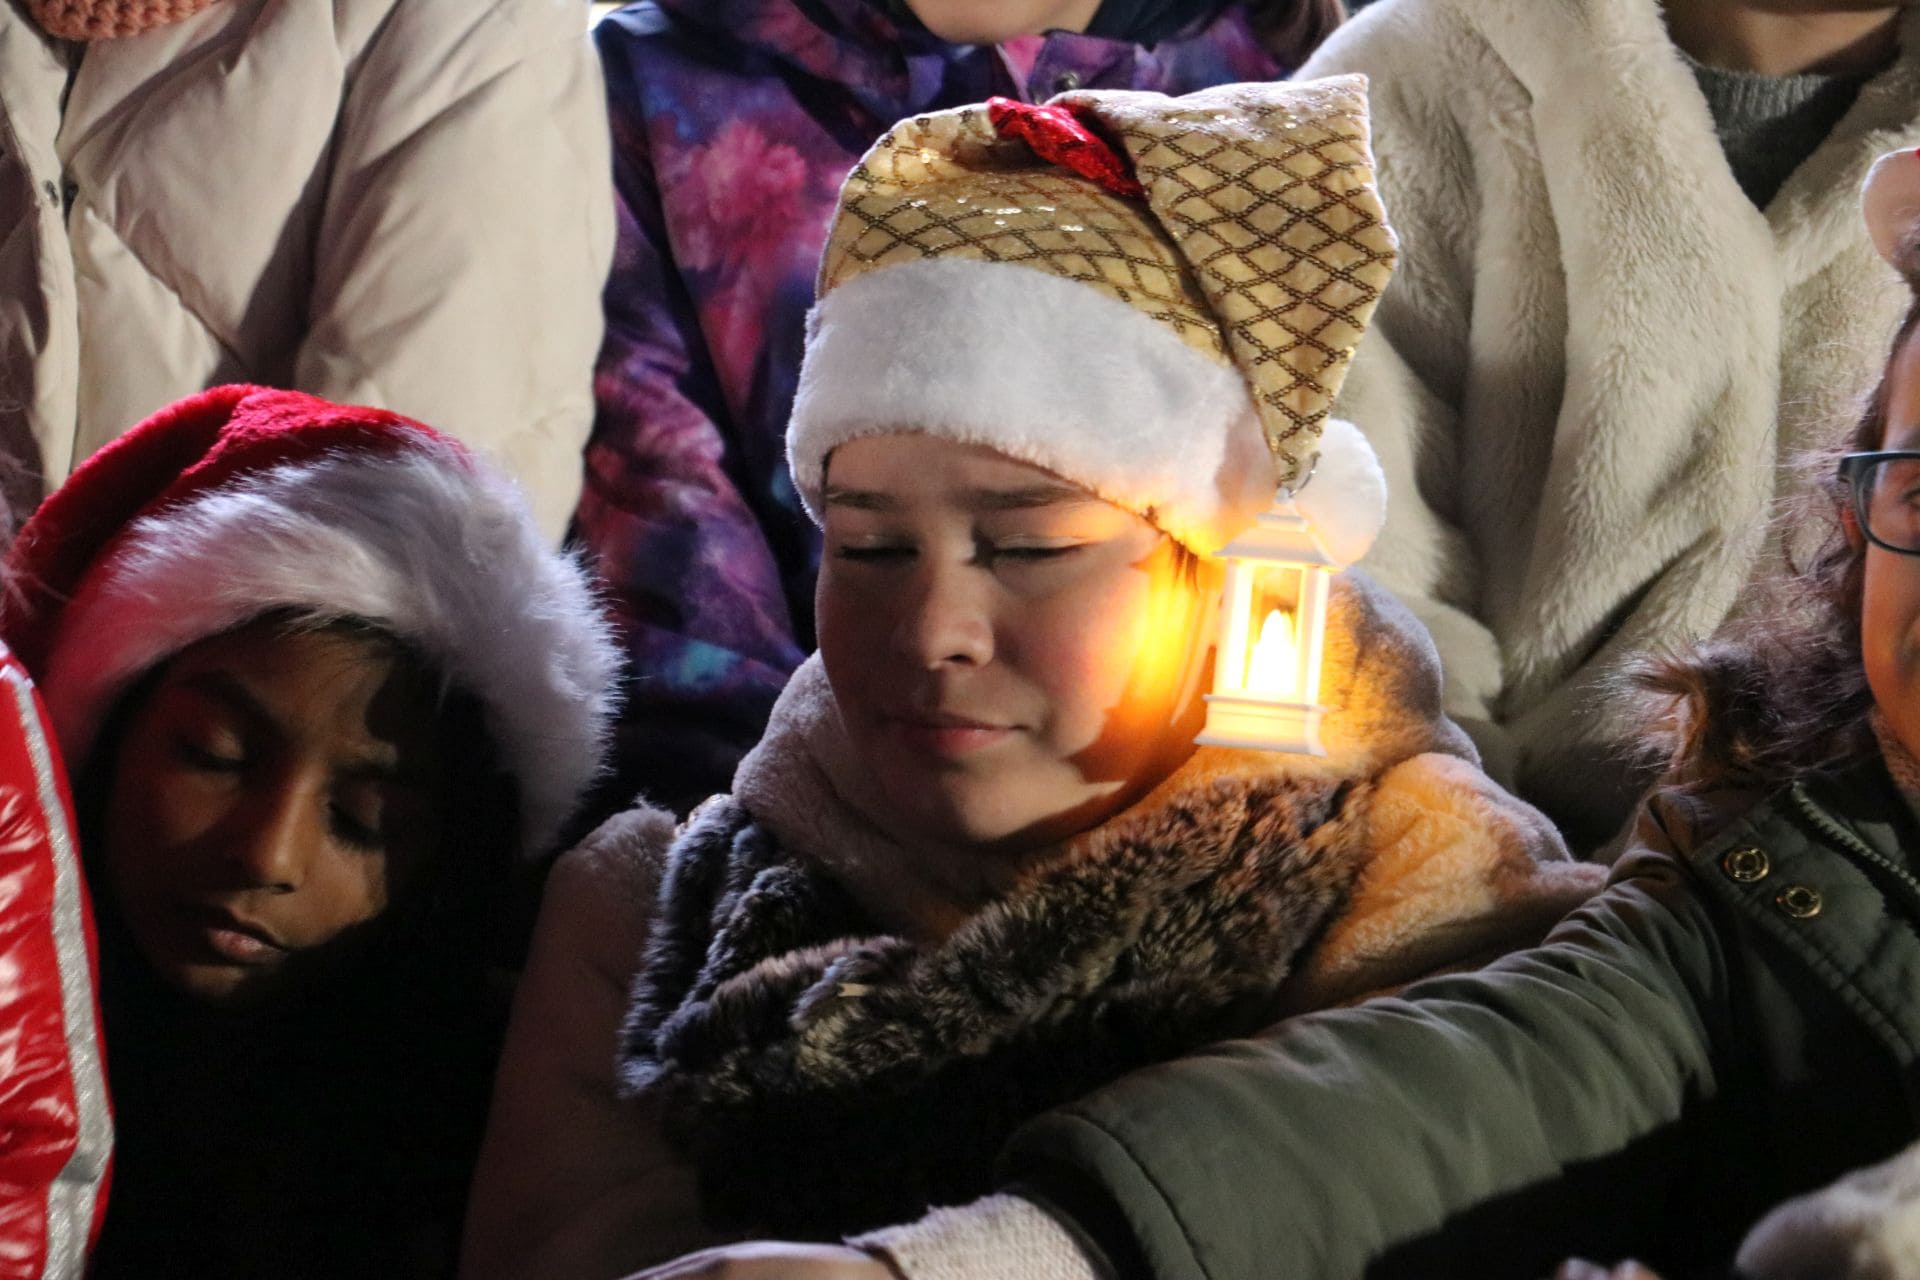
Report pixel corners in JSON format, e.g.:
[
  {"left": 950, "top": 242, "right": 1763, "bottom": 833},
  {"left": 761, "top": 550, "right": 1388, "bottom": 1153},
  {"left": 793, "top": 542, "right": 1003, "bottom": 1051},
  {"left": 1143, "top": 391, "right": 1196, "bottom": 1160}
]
[
  {"left": 1776, "top": 885, "right": 1823, "bottom": 920},
  {"left": 1722, "top": 847, "right": 1770, "bottom": 882}
]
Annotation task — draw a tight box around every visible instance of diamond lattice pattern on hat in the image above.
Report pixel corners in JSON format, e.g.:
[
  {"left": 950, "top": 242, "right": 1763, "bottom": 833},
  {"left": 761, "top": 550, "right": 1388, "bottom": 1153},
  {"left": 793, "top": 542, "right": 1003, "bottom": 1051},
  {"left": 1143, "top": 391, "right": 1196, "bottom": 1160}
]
[
  {"left": 819, "top": 78, "right": 1396, "bottom": 493},
  {"left": 822, "top": 108, "right": 1232, "bottom": 363},
  {"left": 1084, "top": 78, "right": 1397, "bottom": 490}
]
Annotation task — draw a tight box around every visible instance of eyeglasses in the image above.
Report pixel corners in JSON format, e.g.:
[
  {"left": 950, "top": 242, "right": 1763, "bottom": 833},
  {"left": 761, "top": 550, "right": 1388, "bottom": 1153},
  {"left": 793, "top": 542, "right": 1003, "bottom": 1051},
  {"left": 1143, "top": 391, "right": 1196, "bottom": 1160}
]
[{"left": 1841, "top": 451, "right": 1920, "bottom": 554}]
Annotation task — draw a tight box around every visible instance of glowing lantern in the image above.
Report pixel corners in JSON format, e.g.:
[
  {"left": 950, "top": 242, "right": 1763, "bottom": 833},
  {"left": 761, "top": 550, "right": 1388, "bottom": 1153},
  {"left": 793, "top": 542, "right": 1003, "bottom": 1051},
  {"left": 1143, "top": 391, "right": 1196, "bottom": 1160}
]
[{"left": 1197, "top": 493, "right": 1336, "bottom": 755}]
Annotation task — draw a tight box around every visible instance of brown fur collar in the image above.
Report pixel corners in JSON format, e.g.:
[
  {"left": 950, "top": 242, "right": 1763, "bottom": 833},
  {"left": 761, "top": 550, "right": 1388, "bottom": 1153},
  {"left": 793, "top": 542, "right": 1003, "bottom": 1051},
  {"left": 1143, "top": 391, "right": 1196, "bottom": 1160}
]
[{"left": 620, "top": 766, "right": 1371, "bottom": 1239}]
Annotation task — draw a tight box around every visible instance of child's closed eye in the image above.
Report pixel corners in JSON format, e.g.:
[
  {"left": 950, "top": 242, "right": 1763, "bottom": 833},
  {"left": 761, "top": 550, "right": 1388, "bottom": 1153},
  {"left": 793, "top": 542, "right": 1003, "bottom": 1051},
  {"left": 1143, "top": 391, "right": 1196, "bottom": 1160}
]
[
  {"left": 173, "top": 734, "right": 247, "bottom": 773},
  {"left": 833, "top": 541, "right": 916, "bottom": 563},
  {"left": 984, "top": 541, "right": 1085, "bottom": 562},
  {"left": 327, "top": 802, "right": 385, "bottom": 852}
]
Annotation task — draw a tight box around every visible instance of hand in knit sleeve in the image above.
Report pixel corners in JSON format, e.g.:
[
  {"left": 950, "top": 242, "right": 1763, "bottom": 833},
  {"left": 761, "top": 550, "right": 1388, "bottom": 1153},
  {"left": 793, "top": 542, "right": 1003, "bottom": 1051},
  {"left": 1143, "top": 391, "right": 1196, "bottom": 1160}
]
[
  {"left": 573, "top": 24, "right": 808, "bottom": 815},
  {"left": 1734, "top": 1138, "right": 1920, "bottom": 1279},
  {"left": 294, "top": 0, "right": 613, "bottom": 544},
  {"left": 854, "top": 1195, "right": 1113, "bottom": 1280},
  {"left": 605, "top": 1193, "right": 1116, "bottom": 1279}
]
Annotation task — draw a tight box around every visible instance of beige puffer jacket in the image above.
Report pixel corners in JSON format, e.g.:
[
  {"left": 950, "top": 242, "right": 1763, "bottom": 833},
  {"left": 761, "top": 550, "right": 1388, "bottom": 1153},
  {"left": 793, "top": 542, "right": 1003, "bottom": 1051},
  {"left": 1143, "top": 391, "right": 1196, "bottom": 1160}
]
[{"left": 0, "top": 0, "right": 612, "bottom": 540}]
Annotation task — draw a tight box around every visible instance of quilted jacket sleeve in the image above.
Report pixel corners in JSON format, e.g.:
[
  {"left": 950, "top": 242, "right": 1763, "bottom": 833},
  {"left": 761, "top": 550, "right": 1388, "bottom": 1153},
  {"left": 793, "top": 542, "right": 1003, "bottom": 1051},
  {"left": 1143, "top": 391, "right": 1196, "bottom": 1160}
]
[
  {"left": 995, "top": 856, "right": 1730, "bottom": 1280},
  {"left": 294, "top": 0, "right": 614, "bottom": 544},
  {"left": 572, "top": 19, "right": 810, "bottom": 815},
  {"left": 0, "top": 650, "right": 110, "bottom": 1280}
]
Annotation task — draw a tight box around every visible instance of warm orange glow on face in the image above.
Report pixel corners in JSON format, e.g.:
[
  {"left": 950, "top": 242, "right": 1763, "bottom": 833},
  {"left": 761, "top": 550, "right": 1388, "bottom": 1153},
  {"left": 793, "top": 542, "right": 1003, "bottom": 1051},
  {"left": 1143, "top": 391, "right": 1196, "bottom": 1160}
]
[{"left": 1246, "top": 607, "right": 1298, "bottom": 696}]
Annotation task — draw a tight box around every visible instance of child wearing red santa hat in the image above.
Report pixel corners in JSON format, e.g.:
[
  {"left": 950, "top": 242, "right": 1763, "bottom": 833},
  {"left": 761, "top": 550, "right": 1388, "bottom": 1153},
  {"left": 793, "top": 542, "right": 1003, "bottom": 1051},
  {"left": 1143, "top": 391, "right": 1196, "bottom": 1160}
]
[{"left": 0, "top": 384, "right": 619, "bottom": 1278}]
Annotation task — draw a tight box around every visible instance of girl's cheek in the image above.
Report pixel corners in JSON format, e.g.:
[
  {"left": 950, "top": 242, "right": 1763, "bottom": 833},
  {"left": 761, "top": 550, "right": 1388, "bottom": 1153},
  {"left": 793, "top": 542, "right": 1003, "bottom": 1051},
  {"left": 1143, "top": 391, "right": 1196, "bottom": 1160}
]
[
  {"left": 1861, "top": 552, "right": 1920, "bottom": 755},
  {"left": 1029, "top": 580, "right": 1161, "bottom": 706}
]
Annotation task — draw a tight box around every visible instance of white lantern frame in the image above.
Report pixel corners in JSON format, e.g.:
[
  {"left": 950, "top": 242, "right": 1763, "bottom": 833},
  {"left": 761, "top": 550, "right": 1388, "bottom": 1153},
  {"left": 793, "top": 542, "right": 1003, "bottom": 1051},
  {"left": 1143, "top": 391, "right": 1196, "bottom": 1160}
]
[{"left": 1197, "top": 494, "right": 1336, "bottom": 755}]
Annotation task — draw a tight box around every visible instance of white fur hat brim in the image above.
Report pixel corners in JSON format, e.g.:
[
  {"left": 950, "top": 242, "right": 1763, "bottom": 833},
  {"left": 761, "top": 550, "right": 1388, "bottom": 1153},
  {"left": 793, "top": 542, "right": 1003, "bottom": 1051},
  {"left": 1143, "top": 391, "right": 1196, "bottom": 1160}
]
[
  {"left": 42, "top": 445, "right": 620, "bottom": 856},
  {"left": 788, "top": 257, "right": 1390, "bottom": 563},
  {"left": 788, "top": 258, "right": 1280, "bottom": 555}
]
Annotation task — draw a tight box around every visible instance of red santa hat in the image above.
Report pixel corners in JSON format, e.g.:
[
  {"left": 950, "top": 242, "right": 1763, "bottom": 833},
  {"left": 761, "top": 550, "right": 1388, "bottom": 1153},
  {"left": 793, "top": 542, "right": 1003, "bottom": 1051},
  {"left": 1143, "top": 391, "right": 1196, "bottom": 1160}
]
[{"left": 2, "top": 385, "right": 620, "bottom": 857}]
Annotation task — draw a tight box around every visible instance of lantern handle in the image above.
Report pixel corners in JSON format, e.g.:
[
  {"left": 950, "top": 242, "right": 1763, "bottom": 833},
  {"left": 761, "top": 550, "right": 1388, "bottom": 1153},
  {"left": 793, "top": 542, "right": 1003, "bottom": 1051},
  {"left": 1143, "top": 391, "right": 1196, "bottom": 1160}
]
[{"left": 1276, "top": 450, "right": 1320, "bottom": 500}]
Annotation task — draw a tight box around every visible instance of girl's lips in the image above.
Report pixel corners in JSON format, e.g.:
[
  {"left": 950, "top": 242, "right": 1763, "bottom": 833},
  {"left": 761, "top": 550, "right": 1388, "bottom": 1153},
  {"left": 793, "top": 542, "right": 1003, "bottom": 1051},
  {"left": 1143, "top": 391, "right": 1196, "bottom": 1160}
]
[
  {"left": 886, "top": 713, "right": 1016, "bottom": 759},
  {"left": 172, "top": 904, "right": 288, "bottom": 966}
]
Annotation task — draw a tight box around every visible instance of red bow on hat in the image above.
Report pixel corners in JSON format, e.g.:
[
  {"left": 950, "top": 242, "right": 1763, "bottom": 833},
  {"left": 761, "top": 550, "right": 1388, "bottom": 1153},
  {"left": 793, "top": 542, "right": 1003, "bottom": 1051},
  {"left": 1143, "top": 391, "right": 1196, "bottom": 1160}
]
[{"left": 987, "top": 97, "right": 1146, "bottom": 199}]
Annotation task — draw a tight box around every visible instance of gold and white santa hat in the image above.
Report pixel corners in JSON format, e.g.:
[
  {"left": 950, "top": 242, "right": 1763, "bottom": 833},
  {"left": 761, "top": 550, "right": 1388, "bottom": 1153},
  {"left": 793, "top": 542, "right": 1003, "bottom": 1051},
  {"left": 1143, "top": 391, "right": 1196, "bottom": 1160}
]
[{"left": 789, "top": 76, "right": 1399, "bottom": 561}]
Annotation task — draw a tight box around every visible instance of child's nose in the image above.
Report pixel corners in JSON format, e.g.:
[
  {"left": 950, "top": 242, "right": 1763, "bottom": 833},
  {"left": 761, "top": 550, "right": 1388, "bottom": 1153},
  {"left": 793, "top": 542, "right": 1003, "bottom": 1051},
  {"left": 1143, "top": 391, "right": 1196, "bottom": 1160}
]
[
  {"left": 218, "top": 777, "right": 318, "bottom": 892},
  {"left": 892, "top": 560, "right": 994, "bottom": 669}
]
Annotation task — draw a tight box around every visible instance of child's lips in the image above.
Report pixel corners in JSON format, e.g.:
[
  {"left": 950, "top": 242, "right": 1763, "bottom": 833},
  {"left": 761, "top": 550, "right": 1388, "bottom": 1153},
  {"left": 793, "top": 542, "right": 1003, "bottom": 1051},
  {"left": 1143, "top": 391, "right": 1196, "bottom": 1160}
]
[
  {"left": 884, "top": 710, "right": 1016, "bottom": 758},
  {"left": 171, "top": 903, "right": 289, "bottom": 966}
]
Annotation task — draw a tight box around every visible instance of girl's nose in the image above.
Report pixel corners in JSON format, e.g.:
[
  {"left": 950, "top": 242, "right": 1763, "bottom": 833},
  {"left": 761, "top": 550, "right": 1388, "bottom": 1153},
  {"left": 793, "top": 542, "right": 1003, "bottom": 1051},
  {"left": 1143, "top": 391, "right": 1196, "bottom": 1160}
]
[
  {"left": 219, "top": 776, "right": 316, "bottom": 892},
  {"left": 892, "top": 560, "right": 994, "bottom": 669}
]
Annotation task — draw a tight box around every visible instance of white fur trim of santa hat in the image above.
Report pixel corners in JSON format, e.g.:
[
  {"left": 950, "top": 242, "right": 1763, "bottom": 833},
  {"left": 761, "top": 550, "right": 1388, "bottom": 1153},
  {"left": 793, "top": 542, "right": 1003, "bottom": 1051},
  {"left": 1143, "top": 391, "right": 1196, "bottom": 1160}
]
[
  {"left": 789, "top": 257, "right": 1278, "bottom": 556},
  {"left": 788, "top": 257, "right": 1389, "bottom": 563},
  {"left": 41, "top": 444, "right": 620, "bottom": 857}
]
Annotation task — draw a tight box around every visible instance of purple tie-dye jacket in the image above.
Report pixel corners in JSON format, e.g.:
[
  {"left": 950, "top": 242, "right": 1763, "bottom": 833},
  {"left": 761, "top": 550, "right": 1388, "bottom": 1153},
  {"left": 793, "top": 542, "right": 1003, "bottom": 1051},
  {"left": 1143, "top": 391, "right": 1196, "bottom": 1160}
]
[{"left": 581, "top": 0, "right": 1282, "bottom": 815}]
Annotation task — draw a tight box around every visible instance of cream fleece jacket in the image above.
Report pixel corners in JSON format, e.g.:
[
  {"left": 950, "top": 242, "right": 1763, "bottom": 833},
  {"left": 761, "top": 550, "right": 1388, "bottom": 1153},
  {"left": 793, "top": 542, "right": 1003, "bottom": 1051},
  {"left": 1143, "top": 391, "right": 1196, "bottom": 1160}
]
[{"left": 1299, "top": 0, "right": 1920, "bottom": 847}]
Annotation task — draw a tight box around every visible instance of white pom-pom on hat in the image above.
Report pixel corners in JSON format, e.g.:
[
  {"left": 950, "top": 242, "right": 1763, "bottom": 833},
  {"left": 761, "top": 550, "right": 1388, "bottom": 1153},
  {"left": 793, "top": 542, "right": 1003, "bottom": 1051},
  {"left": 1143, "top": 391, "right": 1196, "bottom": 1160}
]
[{"left": 1292, "top": 417, "right": 1387, "bottom": 568}]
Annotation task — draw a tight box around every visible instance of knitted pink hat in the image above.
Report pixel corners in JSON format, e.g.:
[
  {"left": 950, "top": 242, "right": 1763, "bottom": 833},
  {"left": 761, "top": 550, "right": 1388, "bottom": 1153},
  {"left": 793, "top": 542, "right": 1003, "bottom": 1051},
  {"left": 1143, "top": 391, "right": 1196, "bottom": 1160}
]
[
  {"left": 3, "top": 385, "right": 620, "bottom": 856},
  {"left": 24, "top": 0, "right": 217, "bottom": 40}
]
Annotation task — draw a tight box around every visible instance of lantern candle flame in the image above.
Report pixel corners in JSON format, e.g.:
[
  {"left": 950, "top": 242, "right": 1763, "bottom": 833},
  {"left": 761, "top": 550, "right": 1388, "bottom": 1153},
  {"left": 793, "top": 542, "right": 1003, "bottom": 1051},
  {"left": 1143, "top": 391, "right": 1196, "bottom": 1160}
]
[{"left": 1247, "top": 608, "right": 1298, "bottom": 695}]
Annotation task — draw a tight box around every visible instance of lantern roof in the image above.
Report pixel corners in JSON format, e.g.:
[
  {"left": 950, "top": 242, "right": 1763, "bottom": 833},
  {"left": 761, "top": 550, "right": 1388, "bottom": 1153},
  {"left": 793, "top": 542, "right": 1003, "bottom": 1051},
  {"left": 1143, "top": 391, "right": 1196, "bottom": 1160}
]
[{"left": 1213, "top": 495, "right": 1341, "bottom": 568}]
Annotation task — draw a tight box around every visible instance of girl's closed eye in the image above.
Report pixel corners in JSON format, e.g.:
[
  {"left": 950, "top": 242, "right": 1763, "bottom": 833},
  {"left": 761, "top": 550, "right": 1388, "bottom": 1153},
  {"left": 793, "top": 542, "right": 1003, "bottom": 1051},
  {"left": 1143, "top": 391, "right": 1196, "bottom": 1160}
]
[
  {"left": 982, "top": 540, "right": 1085, "bottom": 563},
  {"left": 328, "top": 804, "right": 384, "bottom": 852},
  {"left": 173, "top": 730, "right": 247, "bottom": 772},
  {"left": 833, "top": 539, "right": 917, "bottom": 563},
  {"left": 326, "top": 805, "right": 382, "bottom": 855},
  {"left": 328, "top": 785, "right": 388, "bottom": 852}
]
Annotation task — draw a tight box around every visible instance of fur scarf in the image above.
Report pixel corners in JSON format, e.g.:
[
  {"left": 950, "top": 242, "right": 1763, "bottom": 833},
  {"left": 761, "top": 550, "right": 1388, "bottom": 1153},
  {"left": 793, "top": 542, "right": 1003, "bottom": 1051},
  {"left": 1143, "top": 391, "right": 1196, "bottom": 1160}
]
[{"left": 621, "top": 769, "right": 1371, "bottom": 1239}]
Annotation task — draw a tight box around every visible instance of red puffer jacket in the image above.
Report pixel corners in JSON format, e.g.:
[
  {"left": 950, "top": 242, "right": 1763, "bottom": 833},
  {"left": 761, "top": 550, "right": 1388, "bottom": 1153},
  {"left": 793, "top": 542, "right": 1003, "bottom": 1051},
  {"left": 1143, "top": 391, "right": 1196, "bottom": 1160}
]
[{"left": 0, "top": 643, "right": 109, "bottom": 1278}]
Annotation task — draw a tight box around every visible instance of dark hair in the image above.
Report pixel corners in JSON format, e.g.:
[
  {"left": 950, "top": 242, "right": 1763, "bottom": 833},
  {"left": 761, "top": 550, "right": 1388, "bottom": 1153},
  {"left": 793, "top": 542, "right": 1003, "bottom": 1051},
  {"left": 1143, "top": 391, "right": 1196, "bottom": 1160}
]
[
  {"left": 1245, "top": 0, "right": 1346, "bottom": 67},
  {"left": 1631, "top": 296, "right": 1920, "bottom": 793}
]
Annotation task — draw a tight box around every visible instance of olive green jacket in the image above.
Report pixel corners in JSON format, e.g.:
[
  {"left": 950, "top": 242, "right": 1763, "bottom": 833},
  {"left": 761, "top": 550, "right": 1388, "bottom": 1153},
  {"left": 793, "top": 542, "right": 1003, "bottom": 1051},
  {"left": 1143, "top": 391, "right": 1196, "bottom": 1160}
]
[{"left": 1000, "top": 763, "right": 1920, "bottom": 1279}]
